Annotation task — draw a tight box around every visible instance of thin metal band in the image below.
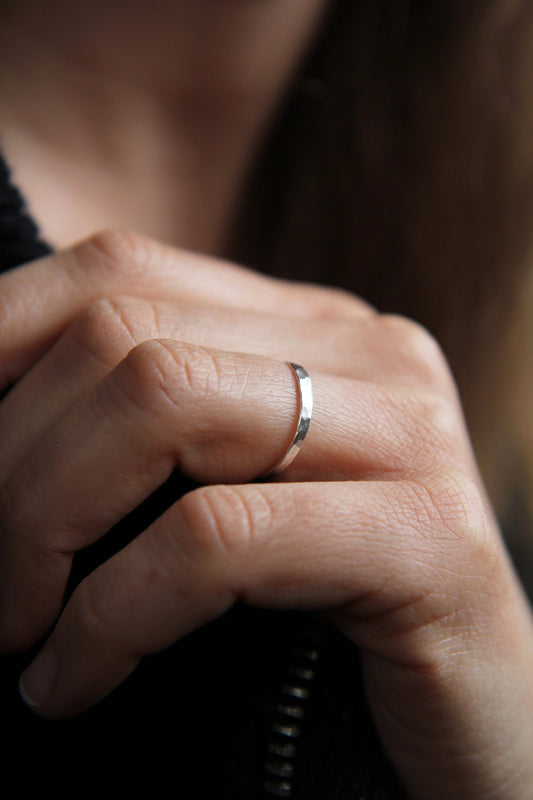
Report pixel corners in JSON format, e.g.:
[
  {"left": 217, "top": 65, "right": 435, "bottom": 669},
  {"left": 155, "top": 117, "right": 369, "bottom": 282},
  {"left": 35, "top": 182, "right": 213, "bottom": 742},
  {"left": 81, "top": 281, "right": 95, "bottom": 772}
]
[{"left": 268, "top": 363, "right": 313, "bottom": 476}]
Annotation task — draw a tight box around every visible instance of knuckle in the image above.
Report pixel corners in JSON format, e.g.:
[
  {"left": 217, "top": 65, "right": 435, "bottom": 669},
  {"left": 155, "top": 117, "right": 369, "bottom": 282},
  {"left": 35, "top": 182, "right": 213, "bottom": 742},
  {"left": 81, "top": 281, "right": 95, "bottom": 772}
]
[
  {"left": 73, "top": 228, "right": 154, "bottom": 282},
  {"left": 71, "top": 296, "right": 158, "bottom": 370},
  {"left": 410, "top": 471, "right": 495, "bottom": 564},
  {"left": 111, "top": 339, "right": 174, "bottom": 417},
  {"left": 112, "top": 340, "right": 220, "bottom": 420},
  {"left": 71, "top": 576, "right": 111, "bottom": 643},
  {"left": 380, "top": 314, "right": 452, "bottom": 387},
  {"left": 178, "top": 485, "right": 272, "bottom": 563},
  {"left": 161, "top": 343, "right": 222, "bottom": 400},
  {"left": 70, "top": 297, "right": 135, "bottom": 369}
]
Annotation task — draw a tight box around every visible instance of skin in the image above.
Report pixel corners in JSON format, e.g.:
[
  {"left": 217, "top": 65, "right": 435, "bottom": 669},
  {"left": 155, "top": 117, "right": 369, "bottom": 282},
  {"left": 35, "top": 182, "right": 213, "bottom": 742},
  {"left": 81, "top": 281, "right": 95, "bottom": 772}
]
[
  {"left": 0, "top": 2, "right": 533, "bottom": 799},
  {"left": 0, "top": 0, "right": 330, "bottom": 251},
  {"left": 0, "top": 231, "right": 532, "bottom": 800}
]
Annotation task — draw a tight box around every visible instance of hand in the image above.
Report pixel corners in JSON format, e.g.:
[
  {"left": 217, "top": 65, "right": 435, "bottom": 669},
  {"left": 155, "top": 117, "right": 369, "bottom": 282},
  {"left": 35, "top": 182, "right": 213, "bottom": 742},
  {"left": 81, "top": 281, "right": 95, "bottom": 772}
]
[{"left": 1, "top": 230, "right": 532, "bottom": 799}]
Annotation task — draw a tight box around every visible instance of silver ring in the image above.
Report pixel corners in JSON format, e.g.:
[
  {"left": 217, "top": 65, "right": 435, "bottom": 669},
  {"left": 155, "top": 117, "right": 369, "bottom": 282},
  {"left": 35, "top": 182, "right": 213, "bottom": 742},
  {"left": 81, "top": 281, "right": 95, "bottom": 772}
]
[{"left": 267, "top": 362, "right": 313, "bottom": 476}]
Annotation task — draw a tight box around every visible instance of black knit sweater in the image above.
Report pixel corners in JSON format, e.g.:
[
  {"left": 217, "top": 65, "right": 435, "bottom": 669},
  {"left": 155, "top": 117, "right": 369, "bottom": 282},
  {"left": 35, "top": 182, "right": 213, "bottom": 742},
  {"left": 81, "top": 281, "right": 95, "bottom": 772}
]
[{"left": 0, "top": 154, "right": 406, "bottom": 799}]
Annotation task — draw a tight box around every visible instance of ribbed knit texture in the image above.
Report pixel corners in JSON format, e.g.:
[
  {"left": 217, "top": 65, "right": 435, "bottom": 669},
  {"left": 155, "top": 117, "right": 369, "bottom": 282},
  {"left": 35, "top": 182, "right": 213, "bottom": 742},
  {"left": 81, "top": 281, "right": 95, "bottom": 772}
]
[{"left": 0, "top": 154, "right": 51, "bottom": 273}]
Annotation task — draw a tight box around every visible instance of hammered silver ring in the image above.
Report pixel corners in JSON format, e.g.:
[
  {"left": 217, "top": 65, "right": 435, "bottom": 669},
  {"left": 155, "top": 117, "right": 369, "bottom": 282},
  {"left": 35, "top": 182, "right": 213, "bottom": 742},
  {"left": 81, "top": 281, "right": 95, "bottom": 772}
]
[{"left": 267, "top": 362, "right": 313, "bottom": 476}]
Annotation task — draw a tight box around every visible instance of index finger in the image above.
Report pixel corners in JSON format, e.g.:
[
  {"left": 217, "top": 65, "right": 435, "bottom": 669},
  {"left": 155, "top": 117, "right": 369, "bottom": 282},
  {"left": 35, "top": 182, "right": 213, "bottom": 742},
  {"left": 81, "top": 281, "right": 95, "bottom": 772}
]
[
  {"left": 0, "top": 229, "right": 369, "bottom": 388},
  {"left": 18, "top": 473, "right": 506, "bottom": 720}
]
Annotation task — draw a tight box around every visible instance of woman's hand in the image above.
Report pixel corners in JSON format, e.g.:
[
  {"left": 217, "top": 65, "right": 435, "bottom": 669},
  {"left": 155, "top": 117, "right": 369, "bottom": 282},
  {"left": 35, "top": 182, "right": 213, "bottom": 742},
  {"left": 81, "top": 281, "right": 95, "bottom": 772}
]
[{"left": 1, "top": 230, "right": 532, "bottom": 799}]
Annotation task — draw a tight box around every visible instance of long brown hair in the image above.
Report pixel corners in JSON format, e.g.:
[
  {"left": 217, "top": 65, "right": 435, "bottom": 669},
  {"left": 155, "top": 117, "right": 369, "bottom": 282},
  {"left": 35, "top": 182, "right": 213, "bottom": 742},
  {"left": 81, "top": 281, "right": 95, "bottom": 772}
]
[{"left": 228, "top": 0, "right": 533, "bottom": 526}]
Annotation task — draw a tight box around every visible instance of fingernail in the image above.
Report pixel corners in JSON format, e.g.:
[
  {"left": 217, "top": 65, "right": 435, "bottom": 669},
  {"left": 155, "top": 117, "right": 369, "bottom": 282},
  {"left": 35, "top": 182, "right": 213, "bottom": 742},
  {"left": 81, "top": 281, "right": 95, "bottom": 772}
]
[{"left": 19, "top": 641, "right": 58, "bottom": 708}]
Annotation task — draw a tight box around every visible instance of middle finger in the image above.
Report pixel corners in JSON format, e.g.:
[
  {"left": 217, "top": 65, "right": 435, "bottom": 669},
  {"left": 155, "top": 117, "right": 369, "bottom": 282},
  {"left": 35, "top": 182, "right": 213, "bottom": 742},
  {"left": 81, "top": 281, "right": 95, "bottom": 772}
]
[{"left": 0, "top": 295, "right": 455, "bottom": 477}]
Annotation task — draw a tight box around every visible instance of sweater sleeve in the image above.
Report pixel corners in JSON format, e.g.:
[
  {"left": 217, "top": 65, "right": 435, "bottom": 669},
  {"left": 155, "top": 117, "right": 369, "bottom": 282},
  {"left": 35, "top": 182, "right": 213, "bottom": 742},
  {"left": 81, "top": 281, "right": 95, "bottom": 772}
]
[{"left": 0, "top": 151, "right": 52, "bottom": 273}]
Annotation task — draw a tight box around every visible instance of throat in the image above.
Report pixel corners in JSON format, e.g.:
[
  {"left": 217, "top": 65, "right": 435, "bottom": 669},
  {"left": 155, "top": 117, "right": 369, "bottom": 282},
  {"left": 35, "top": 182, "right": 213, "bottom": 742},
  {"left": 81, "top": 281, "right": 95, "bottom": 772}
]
[
  {"left": 0, "top": 0, "right": 330, "bottom": 252},
  {"left": 0, "top": 113, "right": 257, "bottom": 254}
]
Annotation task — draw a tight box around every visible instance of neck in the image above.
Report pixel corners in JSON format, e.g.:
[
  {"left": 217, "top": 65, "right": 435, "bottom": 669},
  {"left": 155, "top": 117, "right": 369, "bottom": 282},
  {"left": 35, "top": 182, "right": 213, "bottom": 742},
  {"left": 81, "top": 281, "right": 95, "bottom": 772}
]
[{"left": 0, "top": 0, "right": 329, "bottom": 252}]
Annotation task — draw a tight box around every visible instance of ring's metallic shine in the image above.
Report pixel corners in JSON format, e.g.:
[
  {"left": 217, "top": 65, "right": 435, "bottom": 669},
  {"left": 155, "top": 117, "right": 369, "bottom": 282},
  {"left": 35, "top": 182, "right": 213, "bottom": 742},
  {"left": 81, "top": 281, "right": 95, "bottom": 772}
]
[{"left": 268, "top": 363, "right": 313, "bottom": 476}]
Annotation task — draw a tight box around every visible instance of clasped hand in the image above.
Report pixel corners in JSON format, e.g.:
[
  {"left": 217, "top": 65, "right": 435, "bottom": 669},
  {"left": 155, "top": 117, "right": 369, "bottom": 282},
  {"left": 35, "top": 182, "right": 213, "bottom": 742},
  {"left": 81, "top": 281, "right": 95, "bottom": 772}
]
[{"left": 1, "top": 231, "right": 532, "bottom": 799}]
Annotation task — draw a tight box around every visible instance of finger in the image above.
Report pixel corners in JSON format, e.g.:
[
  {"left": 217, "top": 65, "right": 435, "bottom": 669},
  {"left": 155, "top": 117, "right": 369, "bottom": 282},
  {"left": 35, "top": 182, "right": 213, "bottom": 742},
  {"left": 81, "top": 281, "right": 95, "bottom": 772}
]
[
  {"left": 0, "top": 229, "right": 369, "bottom": 388},
  {"left": 0, "top": 341, "right": 471, "bottom": 651},
  {"left": 0, "top": 344, "right": 296, "bottom": 650},
  {"left": 17, "top": 474, "right": 506, "bottom": 719},
  {"left": 0, "top": 295, "right": 456, "bottom": 476}
]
